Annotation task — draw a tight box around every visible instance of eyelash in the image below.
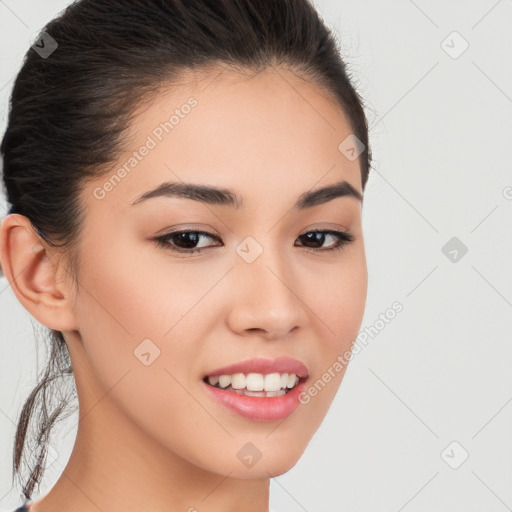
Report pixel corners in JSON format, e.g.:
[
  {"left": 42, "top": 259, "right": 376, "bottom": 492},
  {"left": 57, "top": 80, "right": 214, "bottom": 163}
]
[{"left": 153, "top": 228, "right": 355, "bottom": 255}]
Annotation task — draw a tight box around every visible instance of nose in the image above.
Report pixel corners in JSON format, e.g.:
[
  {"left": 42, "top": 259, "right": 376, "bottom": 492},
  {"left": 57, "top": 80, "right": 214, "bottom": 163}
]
[{"left": 225, "top": 244, "right": 309, "bottom": 341}]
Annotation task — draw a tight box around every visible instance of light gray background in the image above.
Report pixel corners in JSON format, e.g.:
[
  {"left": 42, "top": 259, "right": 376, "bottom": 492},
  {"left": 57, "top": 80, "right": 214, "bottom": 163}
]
[{"left": 1, "top": 1, "right": 511, "bottom": 511}]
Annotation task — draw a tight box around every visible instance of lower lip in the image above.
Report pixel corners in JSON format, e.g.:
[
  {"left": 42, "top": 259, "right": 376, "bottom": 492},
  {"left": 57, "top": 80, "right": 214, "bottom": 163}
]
[{"left": 202, "top": 379, "right": 307, "bottom": 422}]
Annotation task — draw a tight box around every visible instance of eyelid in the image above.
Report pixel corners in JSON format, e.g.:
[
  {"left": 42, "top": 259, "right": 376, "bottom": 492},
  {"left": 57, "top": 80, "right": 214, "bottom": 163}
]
[{"left": 153, "top": 223, "right": 221, "bottom": 237}]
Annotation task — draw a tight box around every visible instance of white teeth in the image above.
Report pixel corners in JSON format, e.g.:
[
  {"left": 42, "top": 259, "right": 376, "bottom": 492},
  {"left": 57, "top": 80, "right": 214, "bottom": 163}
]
[
  {"left": 265, "top": 390, "right": 287, "bottom": 397},
  {"left": 287, "top": 374, "right": 298, "bottom": 388},
  {"left": 229, "top": 387, "right": 287, "bottom": 398},
  {"left": 264, "top": 373, "right": 282, "bottom": 392},
  {"left": 231, "top": 373, "right": 246, "bottom": 389},
  {"left": 246, "top": 373, "right": 264, "bottom": 391},
  {"left": 242, "top": 389, "right": 266, "bottom": 397},
  {"left": 207, "top": 372, "right": 301, "bottom": 392},
  {"left": 218, "top": 375, "right": 231, "bottom": 388}
]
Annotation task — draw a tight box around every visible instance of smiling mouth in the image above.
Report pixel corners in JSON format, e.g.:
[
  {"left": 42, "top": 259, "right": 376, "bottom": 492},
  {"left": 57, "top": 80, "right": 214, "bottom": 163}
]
[{"left": 202, "top": 372, "right": 306, "bottom": 398}]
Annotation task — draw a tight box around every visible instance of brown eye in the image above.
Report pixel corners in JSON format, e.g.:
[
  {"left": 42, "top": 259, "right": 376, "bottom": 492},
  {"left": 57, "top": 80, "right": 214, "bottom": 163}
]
[
  {"left": 154, "top": 230, "right": 222, "bottom": 254},
  {"left": 296, "top": 229, "right": 354, "bottom": 251},
  {"left": 153, "top": 228, "right": 354, "bottom": 256}
]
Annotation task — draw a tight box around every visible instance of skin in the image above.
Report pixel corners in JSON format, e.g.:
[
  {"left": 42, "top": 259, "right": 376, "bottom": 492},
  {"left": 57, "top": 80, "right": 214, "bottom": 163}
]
[{"left": 0, "top": 65, "right": 367, "bottom": 512}]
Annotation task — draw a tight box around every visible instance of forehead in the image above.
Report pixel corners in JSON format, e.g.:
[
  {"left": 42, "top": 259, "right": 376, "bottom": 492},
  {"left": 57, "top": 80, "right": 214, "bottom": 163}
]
[{"left": 82, "top": 65, "right": 362, "bottom": 212}]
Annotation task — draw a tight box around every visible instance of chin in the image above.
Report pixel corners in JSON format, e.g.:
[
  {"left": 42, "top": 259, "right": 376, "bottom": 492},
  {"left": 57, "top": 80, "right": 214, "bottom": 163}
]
[{"left": 238, "top": 446, "right": 307, "bottom": 479}]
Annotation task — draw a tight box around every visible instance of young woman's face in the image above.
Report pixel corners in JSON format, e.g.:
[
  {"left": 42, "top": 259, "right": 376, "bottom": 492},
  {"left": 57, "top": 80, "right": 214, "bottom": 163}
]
[{"left": 68, "top": 66, "right": 367, "bottom": 478}]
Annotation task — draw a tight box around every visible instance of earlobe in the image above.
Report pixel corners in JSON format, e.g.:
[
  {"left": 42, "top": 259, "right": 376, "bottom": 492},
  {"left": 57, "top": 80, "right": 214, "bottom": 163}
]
[{"left": 0, "top": 213, "right": 78, "bottom": 331}]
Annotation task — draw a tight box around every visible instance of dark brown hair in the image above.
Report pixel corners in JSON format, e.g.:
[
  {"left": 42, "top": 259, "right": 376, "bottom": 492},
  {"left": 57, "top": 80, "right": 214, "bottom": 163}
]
[{"left": 0, "top": 0, "right": 372, "bottom": 501}]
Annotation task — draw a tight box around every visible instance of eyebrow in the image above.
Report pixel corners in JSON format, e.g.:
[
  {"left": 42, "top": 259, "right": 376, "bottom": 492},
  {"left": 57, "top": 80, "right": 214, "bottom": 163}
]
[{"left": 130, "top": 179, "right": 362, "bottom": 209}]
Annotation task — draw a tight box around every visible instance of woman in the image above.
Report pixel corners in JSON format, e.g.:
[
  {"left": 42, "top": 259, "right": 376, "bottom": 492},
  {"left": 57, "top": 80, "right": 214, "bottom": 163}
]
[{"left": 0, "top": 0, "right": 371, "bottom": 510}]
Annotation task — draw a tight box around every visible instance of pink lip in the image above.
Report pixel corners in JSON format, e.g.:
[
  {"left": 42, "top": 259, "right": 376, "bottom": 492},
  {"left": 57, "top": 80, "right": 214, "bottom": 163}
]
[
  {"left": 204, "top": 356, "right": 309, "bottom": 378},
  {"left": 202, "top": 378, "right": 308, "bottom": 421}
]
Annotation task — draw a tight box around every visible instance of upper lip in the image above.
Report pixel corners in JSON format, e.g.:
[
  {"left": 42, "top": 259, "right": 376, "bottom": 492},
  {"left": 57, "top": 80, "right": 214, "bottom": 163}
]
[{"left": 204, "top": 357, "right": 309, "bottom": 379}]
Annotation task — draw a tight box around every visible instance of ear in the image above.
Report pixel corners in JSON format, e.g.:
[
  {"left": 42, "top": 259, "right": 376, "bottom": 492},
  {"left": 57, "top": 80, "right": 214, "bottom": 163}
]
[{"left": 0, "top": 213, "right": 78, "bottom": 332}]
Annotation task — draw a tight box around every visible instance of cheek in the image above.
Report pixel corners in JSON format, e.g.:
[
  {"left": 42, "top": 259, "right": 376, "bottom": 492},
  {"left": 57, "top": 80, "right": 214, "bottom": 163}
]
[
  {"left": 71, "top": 251, "right": 231, "bottom": 470},
  {"left": 305, "top": 245, "right": 367, "bottom": 348},
  {"left": 298, "top": 248, "right": 367, "bottom": 414},
  {"left": 75, "top": 234, "right": 223, "bottom": 341},
  {"left": 325, "top": 266, "right": 367, "bottom": 344},
  {"left": 71, "top": 240, "right": 199, "bottom": 402}
]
